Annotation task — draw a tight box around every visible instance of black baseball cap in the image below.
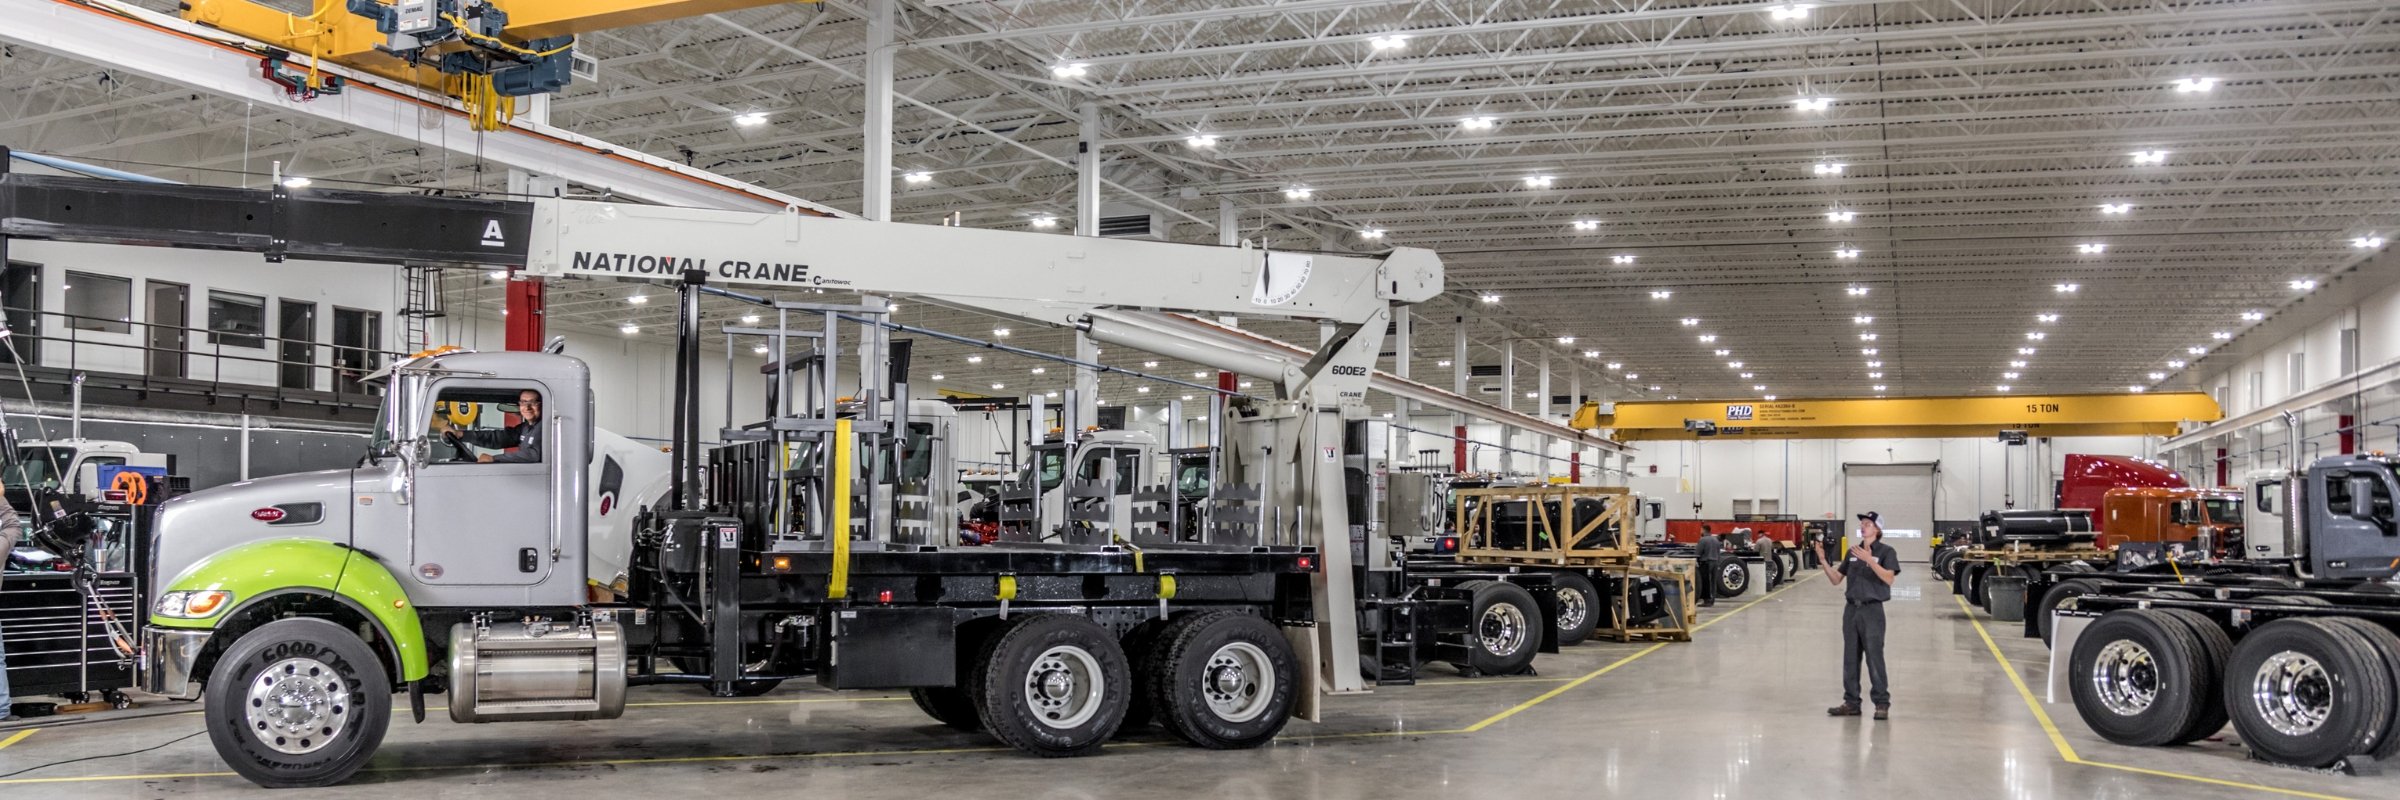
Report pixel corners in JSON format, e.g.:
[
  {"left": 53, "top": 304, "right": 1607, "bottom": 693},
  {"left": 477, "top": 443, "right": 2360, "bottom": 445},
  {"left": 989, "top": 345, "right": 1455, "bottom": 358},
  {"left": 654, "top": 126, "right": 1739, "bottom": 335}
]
[{"left": 1856, "top": 511, "right": 1880, "bottom": 524}]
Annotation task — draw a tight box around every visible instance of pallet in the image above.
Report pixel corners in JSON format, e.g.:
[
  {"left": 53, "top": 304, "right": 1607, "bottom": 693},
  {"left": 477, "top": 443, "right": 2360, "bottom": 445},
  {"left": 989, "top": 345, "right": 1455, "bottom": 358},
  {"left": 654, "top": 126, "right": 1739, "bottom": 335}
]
[
  {"left": 1963, "top": 544, "right": 2110, "bottom": 565},
  {"left": 1453, "top": 485, "right": 1639, "bottom": 564},
  {"left": 1591, "top": 558, "right": 1696, "bottom": 643}
]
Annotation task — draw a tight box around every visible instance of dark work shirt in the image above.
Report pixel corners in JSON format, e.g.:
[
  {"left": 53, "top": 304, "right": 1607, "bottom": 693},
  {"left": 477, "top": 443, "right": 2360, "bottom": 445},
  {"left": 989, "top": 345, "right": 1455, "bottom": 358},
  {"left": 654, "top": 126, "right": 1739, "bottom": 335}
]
[
  {"left": 1843, "top": 541, "right": 1901, "bottom": 603},
  {"left": 459, "top": 421, "right": 543, "bottom": 464},
  {"left": 1694, "top": 534, "right": 1724, "bottom": 561}
]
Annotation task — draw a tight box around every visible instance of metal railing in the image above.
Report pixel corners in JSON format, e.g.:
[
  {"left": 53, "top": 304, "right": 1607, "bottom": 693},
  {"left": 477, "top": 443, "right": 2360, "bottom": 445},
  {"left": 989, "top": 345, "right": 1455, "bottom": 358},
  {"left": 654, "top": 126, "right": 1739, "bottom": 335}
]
[{"left": 0, "top": 305, "right": 404, "bottom": 406}]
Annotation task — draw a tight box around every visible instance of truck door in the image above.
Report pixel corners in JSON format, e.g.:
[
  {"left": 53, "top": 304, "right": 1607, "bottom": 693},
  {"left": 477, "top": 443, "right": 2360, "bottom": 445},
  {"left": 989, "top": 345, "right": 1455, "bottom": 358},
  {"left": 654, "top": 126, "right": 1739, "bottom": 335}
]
[{"left": 411, "top": 381, "right": 556, "bottom": 588}]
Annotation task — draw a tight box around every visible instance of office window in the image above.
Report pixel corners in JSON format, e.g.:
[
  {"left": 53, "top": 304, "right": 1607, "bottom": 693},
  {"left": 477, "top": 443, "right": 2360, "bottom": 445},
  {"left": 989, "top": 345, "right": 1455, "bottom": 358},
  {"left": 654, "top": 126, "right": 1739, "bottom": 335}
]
[
  {"left": 208, "top": 291, "right": 266, "bottom": 348},
  {"left": 64, "top": 271, "right": 132, "bottom": 333}
]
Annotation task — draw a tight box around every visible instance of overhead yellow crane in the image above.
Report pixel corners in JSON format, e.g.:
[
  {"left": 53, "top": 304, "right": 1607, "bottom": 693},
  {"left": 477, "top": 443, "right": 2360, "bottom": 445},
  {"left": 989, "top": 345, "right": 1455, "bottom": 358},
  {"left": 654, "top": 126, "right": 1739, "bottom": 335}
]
[
  {"left": 179, "top": 0, "right": 808, "bottom": 128},
  {"left": 1571, "top": 392, "right": 2223, "bottom": 441}
]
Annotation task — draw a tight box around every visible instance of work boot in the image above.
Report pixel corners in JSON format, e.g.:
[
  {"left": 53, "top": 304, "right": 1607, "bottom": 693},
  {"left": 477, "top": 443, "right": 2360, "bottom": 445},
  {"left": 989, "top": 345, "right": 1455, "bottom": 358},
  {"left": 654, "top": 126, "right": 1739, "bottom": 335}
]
[
  {"left": 1826, "top": 703, "right": 1861, "bottom": 717},
  {"left": 1873, "top": 706, "right": 1890, "bottom": 721}
]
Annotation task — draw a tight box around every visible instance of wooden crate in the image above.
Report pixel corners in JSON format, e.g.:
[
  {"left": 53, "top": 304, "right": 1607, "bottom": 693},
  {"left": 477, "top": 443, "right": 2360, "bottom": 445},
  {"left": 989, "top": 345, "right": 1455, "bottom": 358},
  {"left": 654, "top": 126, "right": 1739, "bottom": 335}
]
[
  {"left": 1453, "top": 485, "right": 1638, "bottom": 566},
  {"left": 1593, "top": 558, "right": 1695, "bottom": 643}
]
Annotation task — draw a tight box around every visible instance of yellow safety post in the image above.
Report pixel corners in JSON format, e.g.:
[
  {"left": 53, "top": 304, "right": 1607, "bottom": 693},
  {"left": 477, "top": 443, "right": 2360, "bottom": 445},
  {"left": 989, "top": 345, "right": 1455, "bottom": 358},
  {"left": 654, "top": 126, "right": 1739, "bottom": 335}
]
[{"left": 828, "top": 418, "right": 852, "bottom": 599}]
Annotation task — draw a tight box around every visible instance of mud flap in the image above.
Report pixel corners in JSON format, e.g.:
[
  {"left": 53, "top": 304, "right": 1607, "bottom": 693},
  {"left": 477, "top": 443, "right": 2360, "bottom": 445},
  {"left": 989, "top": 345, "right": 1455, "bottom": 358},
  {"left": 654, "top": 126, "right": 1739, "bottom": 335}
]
[
  {"left": 2046, "top": 611, "right": 2095, "bottom": 704},
  {"left": 1285, "top": 624, "right": 1322, "bottom": 723},
  {"left": 408, "top": 680, "right": 427, "bottom": 724}
]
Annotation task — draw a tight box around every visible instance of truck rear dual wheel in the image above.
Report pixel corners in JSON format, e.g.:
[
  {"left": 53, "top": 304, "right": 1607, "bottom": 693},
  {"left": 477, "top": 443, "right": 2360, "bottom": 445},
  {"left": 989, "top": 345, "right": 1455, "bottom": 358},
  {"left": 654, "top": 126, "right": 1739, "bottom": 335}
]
[
  {"left": 1714, "top": 560, "right": 1750, "bottom": 598},
  {"left": 972, "top": 614, "right": 1132, "bottom": 757},
  {"left": 2224, "top": 618, "right": 2397, "bottom": 767},
  {"left": 203, "top": 618, "right": 393, "bottom": 789},
  {"left": 2068, "top": 609, "right": 2216, "bottom": 747},
  {"left": 1550, "top": 572, "right": 1600, "bottom": 647},
  {"left": 2037, "top": 578, "right": 2108, "bottom": 645},
  {"left": 2153, "top": 608, "right": 2234, "bottom": 745},
  {"left": 1933, "top": 549, "right": 1964, "bottom": 581},
  {"left": 1144, "top": 612, "right": 1299, "bottom": 749},
  {"left": 1962, "top": 564, "right": 1990, "bottom": 610},
  {"left": 1452, "top": 580, "right": 1541, "bottom": 676}
]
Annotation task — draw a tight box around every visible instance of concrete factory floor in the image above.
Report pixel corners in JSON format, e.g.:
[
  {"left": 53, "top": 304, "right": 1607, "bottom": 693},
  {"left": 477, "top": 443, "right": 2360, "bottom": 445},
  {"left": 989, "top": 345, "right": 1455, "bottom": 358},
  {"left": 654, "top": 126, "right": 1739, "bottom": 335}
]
[{"left": 5, "top": 568, "right": 2392, "bottom": 799}]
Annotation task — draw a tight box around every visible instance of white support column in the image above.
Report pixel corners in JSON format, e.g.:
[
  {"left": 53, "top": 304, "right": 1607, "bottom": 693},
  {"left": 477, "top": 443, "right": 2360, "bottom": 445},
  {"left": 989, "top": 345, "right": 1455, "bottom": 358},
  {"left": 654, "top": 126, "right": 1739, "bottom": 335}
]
[
  {"left": 1452, "top": 318, "right": 1468, "bottom": 464},
  {"left": 861, "top": 0, "right": 896, "bottom": 221},
  {"left": 1538, "top": 350, "right": 1553, "bottom": 481},
  {"left": 1075, "top": 332, "right": 1100, "bottom": 429},
  {"left": 1217, "top": 197, "right": 1240, "bottom": 247},
  {"left": 1076, "top": 102, "right": 1102, "bottom": 236},
  {"left": 1500, "top": 339, "right": 1516, "bottom": 475}
]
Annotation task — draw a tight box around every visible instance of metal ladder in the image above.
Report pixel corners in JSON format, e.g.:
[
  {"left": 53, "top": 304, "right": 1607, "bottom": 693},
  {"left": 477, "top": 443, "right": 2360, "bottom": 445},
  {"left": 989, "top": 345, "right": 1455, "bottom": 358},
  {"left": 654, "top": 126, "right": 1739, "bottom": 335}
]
[{"left": 400, "top": 265, "right": 446, "bottom": 351}]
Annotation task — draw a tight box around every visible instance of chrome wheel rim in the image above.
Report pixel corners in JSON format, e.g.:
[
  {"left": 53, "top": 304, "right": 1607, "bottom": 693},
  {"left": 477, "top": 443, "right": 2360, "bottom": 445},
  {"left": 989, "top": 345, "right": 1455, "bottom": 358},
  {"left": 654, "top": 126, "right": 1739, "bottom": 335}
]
[
  {"left": 2089, "top": 639, "right": 2159, "bottom": 717},
  {"left": 1478, "top": 602, "right": 1529, "bottom": 657},
  {"left": 1023, "top": 645, "right": 1104, "bottom": 729},
  {"left": 2250, "top": 651, "right": 2333, "bottom": 736},
  {"left": 1202, "top": 641, "right": 1275, "bottom": 724},
  {"left": 1556, "top": 586, "right": 1589, "bottom": 632},
  {"left": 246, "top": 657, "right": 351, "bottom": 755}
]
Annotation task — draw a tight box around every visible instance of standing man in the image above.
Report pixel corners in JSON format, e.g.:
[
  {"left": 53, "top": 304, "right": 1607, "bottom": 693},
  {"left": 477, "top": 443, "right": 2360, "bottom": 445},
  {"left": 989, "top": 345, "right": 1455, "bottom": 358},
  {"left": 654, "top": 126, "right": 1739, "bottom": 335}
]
[
  {"left": 1819, "top": 511, "right": 1900, "bottom": 720},
  {"left": 0, "top": 491, "right": 21, "bottom": 721},
  {"left": 1693, "top": 524, "right": 1724, "bottom": 608},
  {"left": 1753, "top": 529, "right": 1784, "bottom": 588}
]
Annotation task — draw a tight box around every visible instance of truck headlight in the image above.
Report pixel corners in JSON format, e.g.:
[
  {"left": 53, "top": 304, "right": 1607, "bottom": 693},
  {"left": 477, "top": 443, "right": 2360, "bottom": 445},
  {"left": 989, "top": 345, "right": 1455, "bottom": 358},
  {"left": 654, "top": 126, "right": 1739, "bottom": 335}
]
[{"left": 155, "top": 590, "right": 233, "bottom": 619}]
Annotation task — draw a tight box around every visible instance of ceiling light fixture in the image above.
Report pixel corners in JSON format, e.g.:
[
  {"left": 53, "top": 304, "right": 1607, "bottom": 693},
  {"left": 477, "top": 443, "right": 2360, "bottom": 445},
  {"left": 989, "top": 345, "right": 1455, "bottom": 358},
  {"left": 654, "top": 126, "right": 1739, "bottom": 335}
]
[
  {"left": 1996, "top": 385, "right": 2012, "bottom": 392},
  {"left": 1480, "top": 292, "right": 1502, "bottom": 304},
  {"left": 2148, "top": 372, "right": 2167, "bottom": 380},
  {"left": 1030, "top": 215, "right": 1059, "bottom": 229},
  {"left": 1438, "top": 360, "right": 1454, "bottom": 367},
  {"left": 2131, "top": 149, "right": 2169, "bottom": 165},
  {"left": 901, "top": 171, "right": 933, "bottom": 184},
  {"left": 992, "top": 383, "right": 1007, "bottom": 390},
  {"left": 2077, "top": 243, "right": 2107, "bottom": 254},
  {"left": 1556, "top": 335, "right": 1577, "bottom": 345},
  {"left": 1827, "top": 210, "right": 1857, "bottom": 223},
  {"left": 1612, "top": 254, "right": 1636, "bottom": 265},
  {"left": 930, "top": 373, "right": 945, "bottom": 381},
  {"left": 2055, "top": 283, "right": 2081, "bottom": 293},
  {"left": 2291, "top": 278, "right": 2318, "bottom": 291},
  {"left": 2355, "top": 235, "right": 2387, "bottom": 249},
  {"left": 740, "top": 314, "right": 761, "bottom": 325},
  {"left": 1524, "top": 175, "right": 1556, "bottom": 189},
  {"left": 2026, "top": 331, "right": 2046, "bottom": 340},
  {"left": 1460, "top": 116, "right": 1497, "bottom": 130},
  {"left": 1873, "top": 384, "right": 1887, "bottom": 392},
  {"left": 733, "top": 111, "right": 770, "bottom": 127},
  {"left": 967, "top": 355, "right": 984, "bottom": 364},
  {"left": 1572, "top": 219, "right": 1600, "bottom": 231},
  {"left": 2010, "top": 360, "right": 2028, "bottom": 368},
  {"left": 1583, "top": 350, "right": 1601, "bottom": 359},
  {"left": 627, "top": 294, "right": 649, "bottom": 305},
  {"left": 2099, "top": 203, "right": 2133, "bottom": 215},
  {"left": 2168, "top": 360, "right": 2186, "bottom": 368},
  {"left": 487, "top": 270, "right": 508, "bottom": 280},
  {"left": 1606, "top": 362, "right": 1623, "bottom": 370},
  {"left": 1869, "top": 373, "right": 1883, "bottom": 380},
  {"left": 1143, "top": 361, "right": 1160, "bottom": 368},
  {"left": 280, "top": 176, "right": 313, "bottom": 189},
  {"left": 1740, "top": 372, "right": 1755, "bottom": 379},
  {"left": 1031, "top": 367, "right": 1047, "bottom": 375},
  {"left": 1049, "top": 62, "right": 1090, "bottom": 78},
  {"left": 2212, "top": 331, "right": 2232, "bottom": 340},
  {"left": 1700, "top": 334, "right": 1718, "bottom": 343},
  {"left": 2130, "top": 386, "right": 2147, "bottom": 393},
  {"left": 993, "top": 327, "right": 1012, "bottom": 338},
  {"left": 1834, "top": 248, "right": 1861, "bottom": 259},
  {"left": 1369, "top": 34, "right": 1409, "bottom": 51},
  {"left": 1814, "top": 162, "right": 1846, "bottom": 176},
  {"left": 2187, "top": 346, "right": 2207, "bottom": 355},
  {"left": 1847, "top": 286, "right": 1871, "bottom": 296},
  {"left": 1681, "top": 318, "right": 1700, "bottom": 326},
  {"left": 1867, "top": 361, "right": 1882, "bottom": 368},
  {"left": 1768, "top": 3, "right": 1815, "bottom": 21},
  {"left": 1715, "top": 349, "right": 1731, "bottom": 356},
  {"left": 1753, "top": 384, "right": 1767, "bottom": 391},
  {"left": 1861, "top": 348, "right": 1878, "bottom": 356},
  {"left": 1184, "top": 134, "right": 1218, "bottom": 148},
  {"left": 2019, "top": 347, "right": 2038, "bottom": 355},
  {"left": 1794, "top": 96, "right": 1834, "bottom": 111},
  {"left": 1652, "top": 290, "right": 1673, "bottom": 300},
  {"left": 1859, "top": 332, "right": 1878, "bottom": 341},
  {"left": 1853, "top": 315, "right": 1873, "bottom": 324},
  {"left": 1284, "top": 186, "right": 1313, "bottom": 200},
  {"left": 2241, "top": 311, "right": 2264, "bottom": 322},
  {"left": 2003, "top": 371, "right": 2020, "bottom": 380},
  {"left": 1138, "top": 387, "right": 1152, "bottom": 394},
  {"left": 2172, "top": 77, "right": 2218, "bottom": 93},
  {"left": 1359, "top": 228, "right": 1386, "bottom": 240},
  {"left": 2037, "top": 313, "right": 2059, "bottom": 323},
  {"left": 619, "top": 323, "right": 640, "bottom": 335},
  {"left": 1763, "top": 394, "right": 1778, "bottom": 401}
]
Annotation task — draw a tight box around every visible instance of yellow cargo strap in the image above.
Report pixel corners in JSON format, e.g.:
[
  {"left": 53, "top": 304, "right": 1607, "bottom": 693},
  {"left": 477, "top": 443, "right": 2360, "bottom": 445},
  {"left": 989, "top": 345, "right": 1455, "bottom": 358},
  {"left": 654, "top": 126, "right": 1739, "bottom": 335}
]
[
  {"left": 1113, "top": 535, "right": 1146, "bottom": 573},
  {"left": 828, "top": 418, "right": 853, "bottom": 600}
]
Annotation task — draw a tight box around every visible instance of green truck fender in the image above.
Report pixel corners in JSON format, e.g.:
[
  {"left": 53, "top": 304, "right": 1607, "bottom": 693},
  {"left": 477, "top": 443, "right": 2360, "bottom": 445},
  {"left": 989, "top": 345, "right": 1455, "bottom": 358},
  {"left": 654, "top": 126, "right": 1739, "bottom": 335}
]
[{"left": 152, "top": 539, "right": 430, "bottom": 681}]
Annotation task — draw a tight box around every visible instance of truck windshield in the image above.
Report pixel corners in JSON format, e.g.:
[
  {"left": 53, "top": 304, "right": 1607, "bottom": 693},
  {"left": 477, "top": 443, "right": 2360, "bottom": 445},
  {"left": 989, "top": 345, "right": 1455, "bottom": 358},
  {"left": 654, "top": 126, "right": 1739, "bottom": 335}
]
[
  {"left": 1174, "top": 458, "right": 1210, "bottom": 497},
  {"left": 2203, "top": 498, "right": 2241, "bottom": 523},
  {"left": 1022, "top": 445, "right": 1068, "bottom": 493},
  {"left": 2, "top": 446, "right": 76, "bottom": 490}
]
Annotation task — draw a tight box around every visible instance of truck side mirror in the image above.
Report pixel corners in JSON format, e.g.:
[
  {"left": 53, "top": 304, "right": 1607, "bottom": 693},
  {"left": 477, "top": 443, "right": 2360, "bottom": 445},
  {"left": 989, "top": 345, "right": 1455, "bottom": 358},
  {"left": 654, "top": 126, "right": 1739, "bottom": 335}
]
[{"left": 2347, "top": 476, "right": 2381, "bottom": 519}]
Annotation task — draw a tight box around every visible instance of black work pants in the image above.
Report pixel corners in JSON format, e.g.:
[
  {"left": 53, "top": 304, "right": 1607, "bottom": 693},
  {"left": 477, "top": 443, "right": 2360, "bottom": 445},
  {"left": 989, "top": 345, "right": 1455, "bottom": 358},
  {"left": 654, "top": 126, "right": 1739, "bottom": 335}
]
[
  {"left": 1761, "top": 551, "right": 1783, "bottom": 586},
  {"left": 1695, "top": 557, "right": 1719, "bottom": 604},
  {"left": 1841, "top": 601, "right": 1890, "bottom": 708}
]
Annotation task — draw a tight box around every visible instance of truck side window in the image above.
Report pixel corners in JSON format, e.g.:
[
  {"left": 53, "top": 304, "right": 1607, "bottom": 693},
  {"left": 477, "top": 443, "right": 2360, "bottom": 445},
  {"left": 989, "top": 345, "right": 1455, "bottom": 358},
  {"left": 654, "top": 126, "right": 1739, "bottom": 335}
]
[
  {"left": 2253, "top": 481, "right": 2278, "bottom": 514},
  {"left": 2324, "top": 473, "right": 2354, "bottom": 516},
  {"left": 430, "top": 387, "right": 544, "bottom": 464},
  {"left": 1113, "top": 449, "right": 1140, "bottom": 496}
]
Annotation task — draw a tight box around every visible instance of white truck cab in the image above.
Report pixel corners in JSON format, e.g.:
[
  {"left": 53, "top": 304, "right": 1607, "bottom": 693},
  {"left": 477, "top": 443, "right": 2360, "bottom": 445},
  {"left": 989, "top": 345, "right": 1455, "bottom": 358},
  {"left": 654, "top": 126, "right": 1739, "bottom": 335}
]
[
  {"left": 3, "top": 438, "right": 164, "bottom": 499},
  {"left": 2242, "top": 467, "right": 2289, "bottom": 560},
  {"left": 1004, "top": 429, "right": 1162, "bottom": 539}
]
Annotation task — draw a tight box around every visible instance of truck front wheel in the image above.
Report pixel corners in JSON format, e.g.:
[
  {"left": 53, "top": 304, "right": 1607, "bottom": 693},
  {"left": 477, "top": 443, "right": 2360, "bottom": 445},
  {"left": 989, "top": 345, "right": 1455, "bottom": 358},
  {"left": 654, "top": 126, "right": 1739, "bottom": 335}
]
[{"left": 203, "top": 617, "right": 393, "bottom": 788}]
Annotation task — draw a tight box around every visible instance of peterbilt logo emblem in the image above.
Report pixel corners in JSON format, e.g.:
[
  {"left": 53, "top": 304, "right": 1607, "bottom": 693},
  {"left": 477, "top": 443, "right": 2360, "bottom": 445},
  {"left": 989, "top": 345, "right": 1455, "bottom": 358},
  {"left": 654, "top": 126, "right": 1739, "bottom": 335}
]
[{"left": 251, "top": 508, "right": 287, "bottom": 522}]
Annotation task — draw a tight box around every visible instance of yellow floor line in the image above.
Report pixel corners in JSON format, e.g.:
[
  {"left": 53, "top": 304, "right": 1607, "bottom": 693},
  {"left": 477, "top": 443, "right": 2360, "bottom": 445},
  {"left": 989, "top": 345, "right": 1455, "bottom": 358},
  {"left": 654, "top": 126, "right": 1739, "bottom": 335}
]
[
  {"left": 0, "top": 730, "right": 36, "bottom": 751},
  {"left": 1954, "top": 594, "right": 2353, "bottom": 800},
  {"left": 1, "top": 574, "right": 1816, "bottom": 786}
]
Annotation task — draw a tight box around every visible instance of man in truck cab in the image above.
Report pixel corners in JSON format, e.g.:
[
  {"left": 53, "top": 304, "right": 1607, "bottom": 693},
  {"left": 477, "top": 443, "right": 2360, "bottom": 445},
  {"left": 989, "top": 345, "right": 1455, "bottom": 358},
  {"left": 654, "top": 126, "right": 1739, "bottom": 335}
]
[{"left": 437, "top": 389, "right": 545, "bottom": 463}]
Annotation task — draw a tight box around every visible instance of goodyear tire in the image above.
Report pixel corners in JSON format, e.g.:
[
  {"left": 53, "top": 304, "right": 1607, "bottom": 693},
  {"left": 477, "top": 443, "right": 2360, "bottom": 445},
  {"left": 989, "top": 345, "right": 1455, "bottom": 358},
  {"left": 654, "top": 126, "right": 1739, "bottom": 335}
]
[
  {"left": 1452, "top": 580, "right": 1541, "bottom": 676},
  {"left": 1148, "top": 613, "right": 1298, "bottom": 749},
  {"left": 2153, "top": 608, "right": 2234, "bottom": 745},
  {"left": 203, "top": 617, "right": 393, "bottom": 789},
  {"left": 2037, "top": 578, "right": 2107, "bottom": 646},
  {"left": 2320, "top": 617, "right": 2400, "bottom": 761},
  {"left": 1714, "top": 559, "right": 1751, "bottom": 598},
  {"left": 2068, "top": 609, "right": 2211, "bottom": 747},
  {"left": 974, "top": 614, "right": 1131, "bottom": 757},
  {"left": 1549, "top": 571, "right": 1600, "bottom": 647},
  {"left": 2224, "top": 618, "right": 2395, "bottom": 767}
]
